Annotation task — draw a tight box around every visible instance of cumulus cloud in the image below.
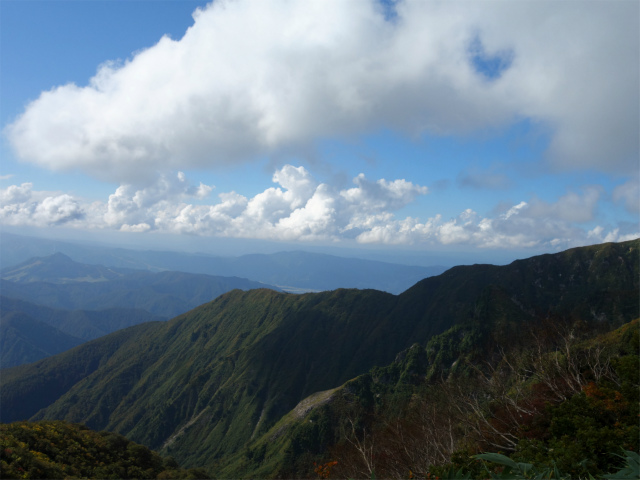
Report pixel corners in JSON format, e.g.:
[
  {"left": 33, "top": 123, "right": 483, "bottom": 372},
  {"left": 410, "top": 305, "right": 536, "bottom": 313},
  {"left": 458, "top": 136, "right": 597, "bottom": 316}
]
[
  {"left": 0, "top": 183, "right": 84, "bottom": 226},
  {"left": 587, "top": 226, "right": 639, "bottom": 244},
  {"left": 355, "top": 199, "right": 638, "bottom": 250},
  {"left": 104, "top": 171, "right": 214, "bottom": 229},
  {"left": 4, "top": 0, "right": 638, "bottom": 182},
  {"left": 1, "top": 166, "right": 636, "bottom": 250},
  {"left": 341, "top": 174, "right": 428, "bottom": 213}
]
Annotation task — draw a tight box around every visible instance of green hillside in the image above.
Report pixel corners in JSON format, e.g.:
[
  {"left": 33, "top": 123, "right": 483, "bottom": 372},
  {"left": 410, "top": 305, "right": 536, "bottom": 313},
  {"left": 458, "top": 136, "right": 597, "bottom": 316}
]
[
  {"left": 216, "top": 318, "right": 639, "bottom": 478},
  {"left": 1, "top": 239, "right": 637, "bottom": 477},
  {"left": 1, "top": 322, "right": 161, "bottom": 423}
]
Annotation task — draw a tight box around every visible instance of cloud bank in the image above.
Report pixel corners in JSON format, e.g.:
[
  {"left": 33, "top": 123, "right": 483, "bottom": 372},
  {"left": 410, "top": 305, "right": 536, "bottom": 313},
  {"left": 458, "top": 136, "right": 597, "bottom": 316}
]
[
  {"left": 5, "top": 0, "right": 638, "bottom": 182},
  {"left": 1, "top": 166, "right": 636, "bottom": 250}
]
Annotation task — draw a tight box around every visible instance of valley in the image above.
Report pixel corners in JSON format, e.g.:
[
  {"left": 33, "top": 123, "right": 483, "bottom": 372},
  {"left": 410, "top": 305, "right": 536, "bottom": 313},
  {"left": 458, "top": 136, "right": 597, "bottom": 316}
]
[{"left": 1, "top": 238, "right": 637, "bottom": 478}]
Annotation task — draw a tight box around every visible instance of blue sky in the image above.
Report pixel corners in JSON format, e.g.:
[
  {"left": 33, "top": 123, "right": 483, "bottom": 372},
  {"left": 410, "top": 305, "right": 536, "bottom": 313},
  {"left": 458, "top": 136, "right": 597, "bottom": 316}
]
[{"left": 1, "top": 0, "right": 638, "bottom": 265}]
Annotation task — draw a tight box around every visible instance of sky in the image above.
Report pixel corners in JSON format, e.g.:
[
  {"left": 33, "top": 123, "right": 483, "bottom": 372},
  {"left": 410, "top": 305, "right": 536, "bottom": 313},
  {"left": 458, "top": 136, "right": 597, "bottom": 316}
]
[{"left": 1, "top": 0, "right": 638, "bottom": 265}]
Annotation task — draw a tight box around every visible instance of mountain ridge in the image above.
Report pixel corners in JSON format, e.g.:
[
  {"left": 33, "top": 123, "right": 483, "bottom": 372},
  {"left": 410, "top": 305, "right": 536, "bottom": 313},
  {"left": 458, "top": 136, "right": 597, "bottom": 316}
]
[
  {"left": 1, "top": 252, "right": 135, "bottom": 284},
  {"left": 1, "top": 254, "right": 280, "bottom": 318},
  {"left": 0, "top": 232, "right": 447, "bottom": 294},
  {"left": 1, "top": 239, "right": 637, "bottom": 475}
]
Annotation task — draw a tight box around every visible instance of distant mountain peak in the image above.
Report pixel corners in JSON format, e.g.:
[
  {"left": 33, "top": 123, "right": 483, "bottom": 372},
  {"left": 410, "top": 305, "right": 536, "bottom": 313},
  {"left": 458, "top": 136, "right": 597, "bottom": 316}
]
[{"left": 0, "top": 253, "right": 124, "bottom": 284}]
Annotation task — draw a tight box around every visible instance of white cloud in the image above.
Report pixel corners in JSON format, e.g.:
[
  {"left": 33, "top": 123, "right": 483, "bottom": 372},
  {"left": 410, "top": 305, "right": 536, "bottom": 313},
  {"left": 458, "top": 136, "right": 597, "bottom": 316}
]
[
  {"left": 0, "top": 183, "right": 84, "bottom": 226},
  {"left": 1, "top": 166, "right": 636, "bottom": 250},
  {"left": 588, "top": 226, "right": 639, "bottom": 244},
  {"left": 33, "top": 195, "right": 84, "bottom": 225},
  {"left": 4, "top": 0, "right": 638, "bottom": 182},
  {"left": 355, "top": 192, "right": 638, "bottom": 250},
  {"left": 0, "top": 183, "right": 33, "bottom": 204},
  {"left": 341, "top": 174, "right": 428, "bottom": 214},
  {"left": 276, "top": 184, "right": 338, "bottom": 241},
  {"left": 104, "top": 172, "right": 214, "bottom": 228}
]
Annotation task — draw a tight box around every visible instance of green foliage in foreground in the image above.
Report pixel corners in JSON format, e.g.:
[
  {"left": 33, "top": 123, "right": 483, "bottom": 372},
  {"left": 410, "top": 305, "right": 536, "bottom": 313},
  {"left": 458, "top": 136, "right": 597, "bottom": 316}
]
[
  {"left": 244, "top": 314, "right": 638, "bottom": 479},
  {"left": 0, "top": 420, "right": 207, "bottom": 479}
]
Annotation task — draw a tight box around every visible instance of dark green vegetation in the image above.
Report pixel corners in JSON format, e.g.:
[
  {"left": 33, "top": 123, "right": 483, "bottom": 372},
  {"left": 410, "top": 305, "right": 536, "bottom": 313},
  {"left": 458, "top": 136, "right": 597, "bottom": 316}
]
[
  {"left": 283, "top": 318, "right": 638, "bottom": 479},
  {"left": 1, "top": 239, "right": 637, "bottom": 478},
  {"left": 0, "top": 420, "right": 206, "bottom": 479}
]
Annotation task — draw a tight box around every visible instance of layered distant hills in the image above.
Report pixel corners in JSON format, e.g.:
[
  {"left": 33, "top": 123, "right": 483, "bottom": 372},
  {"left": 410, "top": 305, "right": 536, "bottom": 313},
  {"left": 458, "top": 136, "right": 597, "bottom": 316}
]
[
  {"left": 1, "top": 232, "right": 447, "bottom": 293},
  {"left": 0, "top": 252, "right": 278, "bottom": 367},
  {"left": 1, "top": 311, "right": 85, "bottom": 368},
  {"left": 1, "top": 234, "right": 447, "bottom": 367},
  {"left": 0, "top": 233, "right": 448, "bottom": 368},
  {"left": 0, "top": 297, "right": 166, "bottom": 368},
  {"left": 2, "top": 239, "right": 637, "bottom": 478},
  {"left": 1, "top": 252, "right": 278, "bottom": 317}
]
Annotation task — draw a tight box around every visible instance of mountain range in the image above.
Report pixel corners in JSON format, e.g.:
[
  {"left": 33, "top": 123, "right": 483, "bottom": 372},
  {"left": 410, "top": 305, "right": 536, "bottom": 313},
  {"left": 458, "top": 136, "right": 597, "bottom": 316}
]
[
  {"left": 0, "top": 252, "right": 279, "bottom": 367},
  {"left": 0, "top": 296, "right": 167, "bottom": 368},
  {"left": 1, "top": 253, "right": 278, "bottom": 318},
  {"left": 1, "top": 232, "right": 447, "bottom": 293},
  {"left": 1, "top": 311, "right": 86, "bottom": 368},
  {"left": 2, "top": 239, "right": 637, "bottom": 477}
]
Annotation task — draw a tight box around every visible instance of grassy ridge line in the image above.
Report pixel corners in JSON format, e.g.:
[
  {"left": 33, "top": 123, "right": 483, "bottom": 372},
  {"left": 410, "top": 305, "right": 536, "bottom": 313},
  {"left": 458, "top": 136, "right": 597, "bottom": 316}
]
[{"left": 0, "top": 239, "right": 637, "bottom": 474}]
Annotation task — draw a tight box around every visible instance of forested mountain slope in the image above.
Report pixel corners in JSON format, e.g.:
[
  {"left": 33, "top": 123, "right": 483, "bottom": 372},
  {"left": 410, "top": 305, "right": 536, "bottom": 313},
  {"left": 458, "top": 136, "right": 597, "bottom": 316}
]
[{"left": 1, "top": 239, "right": 637, "bottom": 476}]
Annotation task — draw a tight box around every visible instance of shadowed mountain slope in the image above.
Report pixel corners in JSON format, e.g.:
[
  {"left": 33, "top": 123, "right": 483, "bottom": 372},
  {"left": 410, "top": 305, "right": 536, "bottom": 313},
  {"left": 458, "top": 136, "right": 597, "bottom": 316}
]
[
  {"left": 1, "top": 239, "right": 637, "bottom": 473},
  {"left": 0, "top": 311, "right": 85, "bottom": 368},
  {"left": 1, "top": 296, "right": 164, "bottom": 341}
]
